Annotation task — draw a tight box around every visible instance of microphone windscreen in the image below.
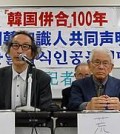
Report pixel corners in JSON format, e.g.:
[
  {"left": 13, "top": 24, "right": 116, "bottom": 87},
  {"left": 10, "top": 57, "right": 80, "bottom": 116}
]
[
  {"left": 19, "top": 54, "right": 23, "bottom": 60},
  {"left": 19, "top": 53, "right": 26, "bottom": 61}
]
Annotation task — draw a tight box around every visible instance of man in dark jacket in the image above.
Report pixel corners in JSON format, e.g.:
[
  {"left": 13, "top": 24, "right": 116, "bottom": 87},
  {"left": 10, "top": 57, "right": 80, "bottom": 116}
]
[
  {"left": 0, "top": 31, "right": 52, "bottom": 111},
  {"left": 61, "top": 63, "right": 91, "bottom": 108},
  {"left": 68, "top": 47, "right": 120, "bottom": 111}
]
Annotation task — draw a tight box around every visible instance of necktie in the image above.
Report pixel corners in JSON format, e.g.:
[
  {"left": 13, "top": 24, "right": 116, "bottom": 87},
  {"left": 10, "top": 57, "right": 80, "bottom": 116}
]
[{"left": 97, "top": 84, "right": 104, "bottom": 97}]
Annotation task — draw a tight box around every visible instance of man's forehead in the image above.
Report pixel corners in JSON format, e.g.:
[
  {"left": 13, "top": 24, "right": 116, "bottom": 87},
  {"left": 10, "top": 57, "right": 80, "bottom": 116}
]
[
  {"left": 76, "top": 66, "right": 89, "bottom": 72},
  {"left": 93, "top": 53, "right": 110, "bottom": 60}
]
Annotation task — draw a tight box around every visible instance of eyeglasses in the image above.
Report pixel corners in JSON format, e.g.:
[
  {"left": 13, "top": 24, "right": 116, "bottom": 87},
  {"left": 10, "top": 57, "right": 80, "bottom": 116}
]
[
  {"left": 11, "top": 42, "right": 32, "bottom": 51},
  {"left": 92, "top": 60, "right": 111, "bottom": 67}
]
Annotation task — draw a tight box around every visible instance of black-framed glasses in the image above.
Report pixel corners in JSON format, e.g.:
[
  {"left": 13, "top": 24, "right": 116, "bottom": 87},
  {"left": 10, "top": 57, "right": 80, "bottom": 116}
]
[
  {"left": 92, "top": 60, "right": 111, "bottom": 67},
  {"left": 11, "top": 42, "right": 32, "bottom": 51}
]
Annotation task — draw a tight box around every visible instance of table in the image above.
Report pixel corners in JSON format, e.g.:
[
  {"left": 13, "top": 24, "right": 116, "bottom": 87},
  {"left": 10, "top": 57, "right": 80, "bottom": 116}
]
[
  {"left": 15, "top": 111, "right": 53, "bottom": 134},
  {"left": 53, "top": 111, "right": 80, "bottom": 134}
]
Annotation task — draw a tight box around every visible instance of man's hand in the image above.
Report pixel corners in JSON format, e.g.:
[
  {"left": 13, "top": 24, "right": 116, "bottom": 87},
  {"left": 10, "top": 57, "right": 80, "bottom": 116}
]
[
  {"left": 86, "top": 95, "right": 120, "bottom": 110},
  {"left": 106, "top": 97, "right": 120, "bottom": 110}
]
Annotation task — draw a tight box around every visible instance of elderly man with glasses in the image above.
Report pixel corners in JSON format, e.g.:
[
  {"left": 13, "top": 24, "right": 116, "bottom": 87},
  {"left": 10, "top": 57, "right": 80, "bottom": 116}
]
[{"left": 68, "top": 47, "right": 120, "bottom": 111}]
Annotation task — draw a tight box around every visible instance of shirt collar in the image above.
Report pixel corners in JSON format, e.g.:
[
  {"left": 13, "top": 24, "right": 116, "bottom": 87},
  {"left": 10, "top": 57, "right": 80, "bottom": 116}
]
[
  {"left": 92, "top": 75, "right": 108, "bottom": 86},
  {"left": 12, "top": 66, "right": 28, "bottom": 81}
]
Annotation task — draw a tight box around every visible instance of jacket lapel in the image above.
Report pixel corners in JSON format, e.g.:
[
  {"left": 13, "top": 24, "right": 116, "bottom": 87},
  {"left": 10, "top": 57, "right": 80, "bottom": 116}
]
[{"left": 4, "top": 66, "right": 12, "bottom": 109}]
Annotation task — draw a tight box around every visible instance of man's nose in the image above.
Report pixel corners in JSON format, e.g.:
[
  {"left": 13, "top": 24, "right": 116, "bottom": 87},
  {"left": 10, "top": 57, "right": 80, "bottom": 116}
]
[
  {"left": 98, "top": 63, "right": 104, "bottom": 68},
  {"left": 17, "top": 46, "right": 23, "bottom": 52}
]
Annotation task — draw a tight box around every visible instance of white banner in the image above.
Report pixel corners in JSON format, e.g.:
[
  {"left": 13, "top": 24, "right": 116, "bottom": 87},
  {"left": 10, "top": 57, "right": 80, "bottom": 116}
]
[{"left": 0, "top": 7, "right": 120, "bottom": 98}]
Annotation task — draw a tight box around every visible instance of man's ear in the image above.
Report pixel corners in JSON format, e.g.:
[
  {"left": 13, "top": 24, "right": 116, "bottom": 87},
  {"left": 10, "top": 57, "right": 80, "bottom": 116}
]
[
  {"left": 74, "top": 72, "right": 78, "bottom": 79},
  {"left": 111, "top": 63, "right": 114, "bottom": 70},
  {"left": 87, "top": 60, "right": 91, "bottom": 68}
]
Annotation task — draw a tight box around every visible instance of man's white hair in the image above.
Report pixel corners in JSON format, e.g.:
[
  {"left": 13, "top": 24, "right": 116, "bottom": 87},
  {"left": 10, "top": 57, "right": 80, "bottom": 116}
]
[{"left": 89, "top": 47, "right": 113, "bottom": 64}]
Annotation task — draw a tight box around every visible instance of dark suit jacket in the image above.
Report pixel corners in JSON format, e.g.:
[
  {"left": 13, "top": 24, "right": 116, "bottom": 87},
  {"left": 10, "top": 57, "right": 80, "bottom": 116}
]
[
  {"left": 0, "top": 66, "right": 52, "bottom": 110},
  {"left": 61, "top": 87, "right": 71, "bottom": 108},
  {"left": 68, "top": 75, "right": 120, "bottom": 110}
]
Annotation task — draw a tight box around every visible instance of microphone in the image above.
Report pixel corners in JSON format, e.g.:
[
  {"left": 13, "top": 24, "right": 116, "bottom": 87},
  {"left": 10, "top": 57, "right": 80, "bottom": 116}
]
[{"left": 19, "top": 54, "right": 35, "bottom": 66}]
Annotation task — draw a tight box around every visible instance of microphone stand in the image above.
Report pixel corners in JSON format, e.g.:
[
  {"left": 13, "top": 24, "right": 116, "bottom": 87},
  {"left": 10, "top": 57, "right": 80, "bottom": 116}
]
[{"left": 16, "top": 64, "right": 40, "bottom": 112}]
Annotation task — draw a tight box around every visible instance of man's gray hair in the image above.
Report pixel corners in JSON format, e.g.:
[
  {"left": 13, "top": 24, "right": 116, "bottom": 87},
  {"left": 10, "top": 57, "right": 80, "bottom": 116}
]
[{"left": 89, "top": 47, "right": 113, "bottom": 64}]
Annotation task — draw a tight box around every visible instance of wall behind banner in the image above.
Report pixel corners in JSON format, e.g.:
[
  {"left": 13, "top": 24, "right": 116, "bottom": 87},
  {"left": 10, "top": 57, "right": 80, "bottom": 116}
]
[
  {"left": 0, "top": 0, "right": 120, "bottom": 6},
  {"left": 0, "top": 6, "right": 120, "bottom": 98}
]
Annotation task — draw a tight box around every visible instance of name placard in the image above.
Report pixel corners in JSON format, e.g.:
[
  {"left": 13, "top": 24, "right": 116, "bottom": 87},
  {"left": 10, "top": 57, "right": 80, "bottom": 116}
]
[
  {"left": 0, "top": 111, "right": 15, "bottom": 134},
  {"left": 77, "top": 111, "right": 120, "bottom": 134}
]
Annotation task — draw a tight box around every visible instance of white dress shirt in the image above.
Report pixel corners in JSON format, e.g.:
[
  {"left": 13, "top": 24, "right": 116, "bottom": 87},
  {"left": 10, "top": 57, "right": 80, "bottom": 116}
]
[{"left": 11, "top": 66, "right": 28, "bottom": 110}]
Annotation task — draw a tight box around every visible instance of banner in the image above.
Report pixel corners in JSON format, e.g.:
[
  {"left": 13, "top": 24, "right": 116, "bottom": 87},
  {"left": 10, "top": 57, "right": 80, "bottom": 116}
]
[{"left": 0, "top": 7, "right": 120, "bottom": 98}]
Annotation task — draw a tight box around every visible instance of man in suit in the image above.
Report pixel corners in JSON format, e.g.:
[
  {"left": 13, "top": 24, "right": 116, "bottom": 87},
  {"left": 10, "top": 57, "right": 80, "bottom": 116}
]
[
  {"left": 61, "top": 63, "right": 91, "bottom": 108},
  {"left": 68, "top": 47, "right": 120, "bottom": 111},
  {"left": 0, "top": 31, "right": 52, "bottom": 111}
]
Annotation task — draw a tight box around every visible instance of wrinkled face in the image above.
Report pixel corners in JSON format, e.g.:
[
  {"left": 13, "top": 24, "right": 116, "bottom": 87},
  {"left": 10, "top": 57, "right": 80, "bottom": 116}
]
[
  {"left": 88, "top": 51, "right": 114, "bottom": 82},
  {"left": 75, "top": 65, "right": 91, "bottom": 80},
  {"left": 9, "top": 34, "right": 33, "bottom": 67}
]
